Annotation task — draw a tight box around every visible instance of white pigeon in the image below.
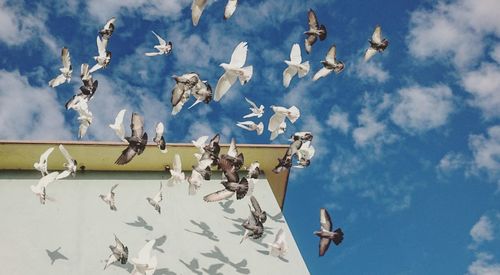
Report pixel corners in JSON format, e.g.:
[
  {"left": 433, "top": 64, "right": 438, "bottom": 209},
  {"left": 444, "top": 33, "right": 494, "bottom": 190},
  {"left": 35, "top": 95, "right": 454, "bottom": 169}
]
[
  {"left": 99, "top": 17, "right": 116, "bottom": 40},
  {"left": 100, "top": 184, "right": 119, "bottom": 211},
  {"left": 89, "top": 35, "right": 111, "bottom": 73},
  {"left": 268, "top": 105, "right": 301, "bottom": 135},
  {"left": 192, "top": 135, "right": 209, "bottom": 153},
  {"left": 312, "top": 45, "right": 344, "bottom": 81},
  {"left": 270, "top": 121, "right": 287, "bottom": 141},
  {"left": 109, "top": 109, "right": 127, "bottom": 142},
  {"left": 243, "top": 97, "right": 264, "bottom": 118},
  {"left": 191, "top": 0, "right": 208, "bottom": 27},
  {"left": 30, "top": 171, "right": 59, "bottom": 204},
  {"left": 236, "top": 121, "right": 264, "bottom": 135},
  {"left": 188, "top": 169, "right": 204, "bottom": 195},
  {"left": 167, "top": 154, "right": 185, "bottom": 186},
  {"left": 75, "top": 100, "right": 93, "bottom": 139},
  {"left": 246, "top": 161, "right": 260, "bottom": 179},
  {"left": 58, "top": 144, "right": 77, "bottom": 178},
  {"left": 34, "top": 147, "right": 54, "bottom": 176},
  {"left": 153, "top": 122, "right": 167, "bottom": 153},
  {"left": 147, "top": 183, "right": 163, "bottom": 214},
  {"left": 214, "top": 42, "right": 253, "bottom": 101},
  {"left": 145, "top": 31, "right": 173, "bottom": 56},
  {"left": 267, "top": 228, "right": 288, "bottom": 257},
  {"left": 294, "top": 141, "right": 316, "bottom": 168},
  {"left": 49, "top": 47, "right": 72, "bottom": 88},
  {"left": 224, "top": 0, "right": 238, "bottom": 20},
  {"left": 130, "top": 240, "right": 158, "bottom": 275},
  {"left": 283, "top": 43, "right": 310, "bottom": 88}
]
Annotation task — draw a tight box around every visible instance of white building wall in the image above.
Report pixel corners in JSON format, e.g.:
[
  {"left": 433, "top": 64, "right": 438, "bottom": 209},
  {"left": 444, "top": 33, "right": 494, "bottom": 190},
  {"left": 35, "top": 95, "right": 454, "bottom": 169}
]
[{"left": 0, "top": 171, "right": 309, "bottom": 275}]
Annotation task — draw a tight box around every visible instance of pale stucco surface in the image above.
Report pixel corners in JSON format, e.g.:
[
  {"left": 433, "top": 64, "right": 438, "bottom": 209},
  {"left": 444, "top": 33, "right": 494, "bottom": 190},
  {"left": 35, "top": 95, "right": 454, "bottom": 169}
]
[{"left": 0, "top": 171, "right": 309, "bottom": 275}]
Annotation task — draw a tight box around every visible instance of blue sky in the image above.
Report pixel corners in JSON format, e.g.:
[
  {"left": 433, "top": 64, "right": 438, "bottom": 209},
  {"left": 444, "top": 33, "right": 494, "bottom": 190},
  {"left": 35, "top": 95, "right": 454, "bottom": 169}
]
[{"left": 1, "top": 0, "right": 500, "bottom": 274}]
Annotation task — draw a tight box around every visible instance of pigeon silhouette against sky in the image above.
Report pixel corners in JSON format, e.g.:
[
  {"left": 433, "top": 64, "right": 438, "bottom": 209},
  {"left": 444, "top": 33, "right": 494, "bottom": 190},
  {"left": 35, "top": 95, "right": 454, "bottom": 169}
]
[
  {"left": 314, "top": 208, "right": 344, "bottom": 257},
  {"left": 304, "top": 9, "right": 327, "bottom": 54},
  {"left": 145, "top": 31, "right": 173, "bottom": 57},
  {"left": 313, "top": 44, "right": 345, "bottom": 81},
  {"left": 48, "top": 47, "right": 72, "bottom": 88},
  {"left": 283, "top": 43, "right": 310, "bottom": 88},
  {"left": 364, "top": 25, "right": 389, "bottom": 62},
  {"left": 215, "top": 41, "right": 253, "bottom": 101}
]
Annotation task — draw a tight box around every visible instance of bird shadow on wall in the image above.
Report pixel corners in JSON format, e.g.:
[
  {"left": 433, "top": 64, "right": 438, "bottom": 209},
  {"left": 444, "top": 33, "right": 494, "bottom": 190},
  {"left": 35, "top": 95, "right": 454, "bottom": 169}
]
[
  {"left": 125, "top": 216, "right": 153, "bottom": 231},
  {"left": 201, "top": 246, "right": 250, "bottom": 274},
  {"left": 185, "top": 220, "right": 219, "bottom": 242},
  {"left": 46, "top": 247, "right": 69, "bottom": 265},
  {"left": 146, "top": 234, "right": 167, "bottom": 253},
  {"left": 218, "top": 200, "right": 235, "bottom": 214},
  {"left": 179, "top": 258, "right": 203, "bottom": 275}
]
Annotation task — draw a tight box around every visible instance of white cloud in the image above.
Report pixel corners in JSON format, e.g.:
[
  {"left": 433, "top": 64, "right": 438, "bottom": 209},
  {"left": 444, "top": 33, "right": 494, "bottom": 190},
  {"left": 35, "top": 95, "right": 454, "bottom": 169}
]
[
  {"left": 407, "top": 0, "right": 500, "bottom": 68},
  {"left": 352, "top": 93, "right": 396, "bottom": 150},
  {"left": 462, "top": 63, "right": 500, "bottom": 119},
  {"left": 0, "top": 70, "right": 71, "bottom": 140},
  {"left": 327, "top": 108, "right": 350, "bottom": 135},
  {"left": 437, "top": 152, "right": 467, "bottom": 174},
  {"left": 469, "top": 126, "right": 500, "bottom": 179},
  {"left": 0, "top": 1, "right": 58, "bottom": 54},
  {"left": 390, "top": 85, "right": 454, "bottom": 133},
  {"left": 350, "top": 58, "right": 390, "bottom": 83},
  {"left": 471, "top": 215, "right": 495, "bottom": 244},
  {"left": 491, "top": 44, "right": 500, "bottom": 64},
  {"left": 85, "top": 0, "right": 191, "bottom": 23},
  {"left": 467, "top": 253, "right": 500, "bottom": 275}
]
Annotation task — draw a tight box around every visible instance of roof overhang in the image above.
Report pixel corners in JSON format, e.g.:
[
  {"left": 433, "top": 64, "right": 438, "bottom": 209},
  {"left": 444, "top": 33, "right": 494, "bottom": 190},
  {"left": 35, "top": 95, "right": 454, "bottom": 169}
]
[{"left": 0, "top": 140, "right": 290, "bottom": 208}]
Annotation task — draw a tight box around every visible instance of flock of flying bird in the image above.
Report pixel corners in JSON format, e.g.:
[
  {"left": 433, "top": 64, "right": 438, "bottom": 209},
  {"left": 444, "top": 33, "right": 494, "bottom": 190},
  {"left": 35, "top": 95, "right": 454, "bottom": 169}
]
[{"left": 37, "top": 2, "right": 392, "bottom": 273}]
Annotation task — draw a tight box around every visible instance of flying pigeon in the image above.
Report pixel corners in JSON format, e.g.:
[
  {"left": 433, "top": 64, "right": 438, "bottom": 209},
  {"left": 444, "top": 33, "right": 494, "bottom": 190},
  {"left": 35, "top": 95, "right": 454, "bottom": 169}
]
[
  {"left": 188, "top": 168, "right": 204, "bottom": 195},
  {"left": 99, "top": 17, "right": 116, "bottom": 40},
  {"left": 48, "top": 47, "right": 72, "bottom": 88},
  {"left": 243, "top": 97, "right": 264, "bottom": 118},
  {"left": 283, "top": 43, "right": 310, "bottom": 88},
  {"left": 249, "top": 195, "right": 267, "bottom": 223},
  {"left": 191, "top": 0, "right": 208, "bottom": 27},
  {"left": 270, "top": 121, "right": 287, "bottom": 141},
  {"left": 313, "top": 45, "right": 344, "bottom": 81},
  {"left": 171, "top": 73, "right": 199, "bottom": 115},
  {"left": 224, "top": 0, "right": 238, "bottom": 20},
  {"left": 130, "top": 240, "right": 158, "bottom": 275},
  {"left": 89, "top": 35, "right": 111, "bottom": 74},
  {"left": 74, "top": 100, "right": 93, "bottom": 139},
  {"left": 294, "top": 141, "right": 315, "bottom": 168},
  {"left": 145, "top": 31, "right": 173, "bottom": 56},
  {"left": 202, "top": 177, "right": 251, "bottom": 202},
  {"left": 58, "top": 144, "right": 77, "bottom": 178},
  {"left": 236, "top": 121, "right": 264, "bottom": 135},
  {"left": 192, "top": 135, "right": 209, "bottom": 153},
  {"left": 214, "top": 42, "right": 253, "bottom": 101},
  {"left": 188, "top": 76, "right": 213, "bottom": 110},
  {"left": 267, "top": 228, "right": 288, "bottom": 257},
  {"left": 153, "top": 122, "right": 167, "bottom": 153},
  {"left": 364, "top": 25, "right": 389, "bottom": 62},
  {"left": 241, "top": 207, "right": 264, "bottom": 243},
  {"left": 246, "top": 161, "right": 260, "bottom": 179},
  {"left": 167, "top": 154, "right": 185, "bottom": 186},
  {"left": 34, "top": 147, "right": 54, "bottom": 176},
  {"left": 146, "top": 183, "right": 163, "bottom": 214},
  {"left": 30, "top": 171, "right": 59, "bottom": 204},
  {"left": 314, "top": 208, "right": 344, "bottom": 256},
  {"left": 289, "top": 131, "right": 314, "bottom": 142},
  {"left": 115, "top": 112, "right": 148, "bottom": 165},
  {"left": 104, "top": 234, "right": 128, "bottom": 270},
  {"left": 197, "top": 134, "right": 221, "bottom": 166},
  {"left": 109, "top": 109, "right": 127, "bottom": 142},
  {"left": 304, "top": 9, "right": 327, "bottom": 54},
  {"left": 220, "top": 138, "right": 244, "bottom": 170},
  {"left": 79, "top": 63, "right": 99, "bottom": 99},
  {"left": 100, "top": 184, "right": 119, "bottom": 211},
  {"left": 273, "top": 139, "right": 303, "bottom": 173},
  {"left": 192, "top": 157, "right": 213, "bottom": 181}
]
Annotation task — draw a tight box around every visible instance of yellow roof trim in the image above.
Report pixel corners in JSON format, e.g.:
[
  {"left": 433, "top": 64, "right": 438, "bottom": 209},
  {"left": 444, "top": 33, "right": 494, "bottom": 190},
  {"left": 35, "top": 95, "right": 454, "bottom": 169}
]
[{"left": 0, "top": 140, "right": 290, "bottom": 208}]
